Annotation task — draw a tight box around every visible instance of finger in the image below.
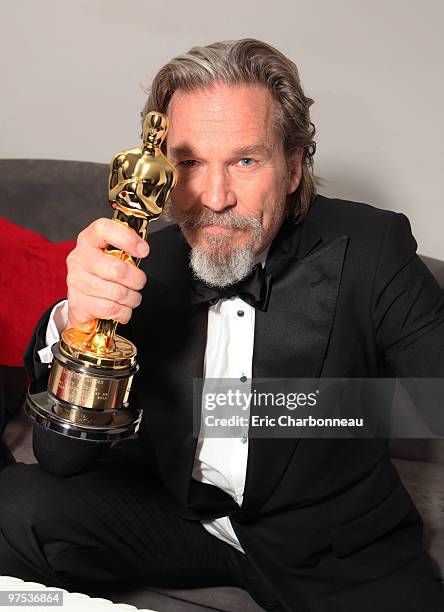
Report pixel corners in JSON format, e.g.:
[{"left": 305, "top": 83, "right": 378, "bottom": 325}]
[
  {"left": 69, "top": 244, "right": 147, "bottom": 291},
  {"left": 69, "top": 270, "right": 143, "bottom": 310},
  {"left": 67, "top": 296, "right": 134, "bottom": 330},
  {"left": 77, "top": 218, "right": 149, "bottom": 259}
]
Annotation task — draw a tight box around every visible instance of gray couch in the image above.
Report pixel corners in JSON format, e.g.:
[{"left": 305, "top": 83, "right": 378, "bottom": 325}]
[{"left": 1, "top": 159, "right": 444, "bottom": 611}]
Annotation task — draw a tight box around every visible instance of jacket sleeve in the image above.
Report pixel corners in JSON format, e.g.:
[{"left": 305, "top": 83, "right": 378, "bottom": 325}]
[
  {"left": 23, "top": 301, "right": 62, "bottom": 383},
  {"left": 372, "top": 212, "right": 444, "bottom": 434},
  {"left": 23, "top": 301, "right": 108, "bottom": 476}
]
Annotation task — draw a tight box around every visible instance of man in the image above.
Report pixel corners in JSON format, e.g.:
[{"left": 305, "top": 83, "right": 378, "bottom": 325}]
[{"left": 0, "top": 38, "right": 443, "bottom": 611}]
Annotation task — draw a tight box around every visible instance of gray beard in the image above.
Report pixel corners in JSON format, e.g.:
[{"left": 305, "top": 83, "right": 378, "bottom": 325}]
[
  {"left": 190, "top": 240, "right": 256, "bottom": 288},
  {"left": 176, "top": 208, "right": 262, "bottom": 288}
]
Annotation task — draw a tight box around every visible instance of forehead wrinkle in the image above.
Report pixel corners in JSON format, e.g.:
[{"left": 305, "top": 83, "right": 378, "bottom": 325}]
[
  {"left": 168, "top": 85, "right": 275, "bottom": 128},
  {"left": 168, "top": 141, "right": 272, "bottom": 160},
  {"left": 166, "top": 84, "right": 280, "bottom": 157},
  {"left": 169, "top": 121, "right": 274, "bottom": 151}
]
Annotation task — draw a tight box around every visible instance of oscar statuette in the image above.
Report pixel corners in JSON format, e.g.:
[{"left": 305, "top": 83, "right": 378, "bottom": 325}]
[{"left": 25, "top": 111, "right": 177, "bottom": 441}]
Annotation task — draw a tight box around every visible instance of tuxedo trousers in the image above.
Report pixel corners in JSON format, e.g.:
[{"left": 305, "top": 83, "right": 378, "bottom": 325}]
[
  {"left": 1, "top": 435, "right": 443, "bottom": 612},
  {"left": 0, "top": 438, "right": 282, "bottom": 611}
]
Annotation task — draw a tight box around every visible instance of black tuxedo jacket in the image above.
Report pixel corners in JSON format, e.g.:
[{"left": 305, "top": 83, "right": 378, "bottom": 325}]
[{"left": 26, "top": 195, "right": 444, "bottom": 610}]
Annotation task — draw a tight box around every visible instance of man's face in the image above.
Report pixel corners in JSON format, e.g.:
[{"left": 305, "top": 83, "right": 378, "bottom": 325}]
[{"left": 166, "top": 83, "right": 302, "bottom": 285}]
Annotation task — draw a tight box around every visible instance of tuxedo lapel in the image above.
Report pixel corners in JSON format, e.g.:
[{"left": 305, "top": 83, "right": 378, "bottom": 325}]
[
  {"left": 136, "top": 230, "right": 239, "bottom": 517},
  {"left": 241, "top": 217, "right": 349, "bottom": 516},
  {"left": 170, "top": 303, "right": 240, "bottom": 516},
  {"left": 151, "top": 304, "right": 207, "bottom": 508},
  {"left": 137, "top": 216, "right": 349, "bottom": 519}
]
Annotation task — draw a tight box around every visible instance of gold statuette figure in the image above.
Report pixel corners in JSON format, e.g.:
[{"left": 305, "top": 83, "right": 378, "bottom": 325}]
[{"left": 26, "top": 111, "right": 177, "bottom": 441}]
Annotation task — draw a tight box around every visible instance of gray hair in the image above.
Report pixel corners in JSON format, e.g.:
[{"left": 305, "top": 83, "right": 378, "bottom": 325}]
[{"left": 142, "top": 38, "right": 316, "bottom": 222}]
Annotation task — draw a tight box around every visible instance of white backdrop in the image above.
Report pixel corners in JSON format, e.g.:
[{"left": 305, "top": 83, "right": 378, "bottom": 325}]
[{"left": 1, "top": 0, "right": 443, "bottom": 258}]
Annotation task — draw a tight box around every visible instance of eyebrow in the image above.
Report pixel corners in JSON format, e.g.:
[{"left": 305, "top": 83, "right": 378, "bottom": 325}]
[
  {"left": 232, "top": 144, "right": 271, "bottom": 157},
  {"left": 168, "top": 143, "right": 271, "bottom": 159},
  {"left": 168, "top": 145, "right": 195, "bottom": 159}
]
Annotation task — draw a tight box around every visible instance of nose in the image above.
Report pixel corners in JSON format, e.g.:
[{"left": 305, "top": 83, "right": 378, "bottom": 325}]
[{"left": 200, "top": 165, "right": 236, "bottom": 211}]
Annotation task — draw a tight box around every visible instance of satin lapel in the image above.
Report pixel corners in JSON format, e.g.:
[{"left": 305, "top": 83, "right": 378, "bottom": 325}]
[
  {"left": 138, "top": 285, "right": 238, "bottom": 516},
  {"left": 157, "top": 303, "right": 208, "bottom": 508},
  {"left": 241, "top": 228, "right": 349, "bottom": 515},
  {"left": 134, "top": 234, "right": 211, "bottom": 512}
]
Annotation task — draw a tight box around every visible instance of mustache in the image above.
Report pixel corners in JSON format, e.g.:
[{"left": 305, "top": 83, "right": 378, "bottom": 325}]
[{"left": 179, "top": 209, "right": 262, "bottom": 232}]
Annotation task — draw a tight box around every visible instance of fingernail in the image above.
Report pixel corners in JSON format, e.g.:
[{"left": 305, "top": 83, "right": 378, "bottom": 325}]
[{"left": 138, "top": 241, "right": 149, "bottom": 257}]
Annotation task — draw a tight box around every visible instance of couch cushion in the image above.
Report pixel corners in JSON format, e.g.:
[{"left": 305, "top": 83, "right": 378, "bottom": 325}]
[
  {"left": 0, "top": 159, "right": 171, "bottom": 242},
  {"left": 421, "top": 255, "right": 444, "bottom": 287},
  {"left": 0, "top": 216, "right": 74, "bottom": 445},
  {"left": 3, "top": 407, "right": 35, "bottom": 464},
  {"left": 0, "top": 366, "right": 26, "bottom": 435},
  {"left": 390, "top": 439, "right": 444, "bottom": 465},
  {"left": 392, "top": 458, "right": 444, "bottom": 581},
  {"left": 0, "top": 159, "right": 109, "bottom": 242},
  {"left": 108, "top": 585, "right": 265, "bottom": 612},
  {"left": 0, "top": 217, "right": 74, "bottom": 368}
]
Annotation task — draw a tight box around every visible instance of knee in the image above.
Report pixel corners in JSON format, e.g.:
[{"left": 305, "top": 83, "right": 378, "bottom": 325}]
[
  {"left": 0, "top": 464, "right": 69, "bottom": 587},
  {"left": 0, "top": 463, "right": 31, "bottom": 508},
  {"left": 33, "top": 425, "right": 106, "bottom": 477},
  {"left": 0, "top": 465, "right": 41, "bottom": 569},
  {"left": 0, "top": 463, "right": 70, "bottom": 573}
]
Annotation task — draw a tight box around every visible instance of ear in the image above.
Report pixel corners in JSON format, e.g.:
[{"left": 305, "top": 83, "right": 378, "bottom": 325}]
[{"left": 286, "top": 148, "right": 303, "bottom": 195}]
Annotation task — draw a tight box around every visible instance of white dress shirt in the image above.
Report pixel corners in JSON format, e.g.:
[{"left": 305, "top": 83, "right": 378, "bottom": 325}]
[
  {"left": 38, "top": 252, "right": 268, "bottom": 554},
  {"left": 194, "top": 294, "right": 255, "bottom": 553}
]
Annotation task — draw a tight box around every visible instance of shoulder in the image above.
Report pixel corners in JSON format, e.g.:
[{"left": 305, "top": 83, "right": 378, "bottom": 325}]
[
  {"left": 307, "top": 194, "right": 416, "bottom": 254},
  {"left": 308, "top": 194, "right": 402, "bottom": 229}
]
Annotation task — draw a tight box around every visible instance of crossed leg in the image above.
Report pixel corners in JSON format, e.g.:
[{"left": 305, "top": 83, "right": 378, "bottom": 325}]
[{"left": 0, "top": 442, "right": 248, "bottom": 596}]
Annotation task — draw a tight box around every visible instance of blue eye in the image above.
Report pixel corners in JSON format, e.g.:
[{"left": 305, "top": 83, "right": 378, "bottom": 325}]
[{"left": 239, "top": 158, "right": 255, "bottom": 167}]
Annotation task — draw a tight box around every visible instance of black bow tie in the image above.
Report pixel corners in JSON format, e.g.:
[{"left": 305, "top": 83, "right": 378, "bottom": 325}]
[{"left": 190, "top": 264, "right": 272, "bottom": 311}]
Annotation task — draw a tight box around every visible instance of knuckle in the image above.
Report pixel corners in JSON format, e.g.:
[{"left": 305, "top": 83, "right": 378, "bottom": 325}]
[
  {"left": 125, "top": 233, "right": 141, "bottom": 257},
  {"left": 103, "top": 300, "right": 120, "bottom": 320},
  {"left": 111, "top": 283, "right": 128, "bottom": 303},
  {"left": 78, "top": 220, "right": 98, "bottom": 244},
  {"left": 66, "top": 249, "right": 81, "bottom": 272},
  {"left": 66, "top": 271, "right": 76, "bottom": 291},
  {"left": 67, "top": 272, "right": 84, "bottom": 296},
  {"left": 107, "top": 256, "right": 124, "bottom": 280},
  {"left": 88, "top": 218, "right": 108, "bottom": 245},
  {"left": 76, "top": 229, "right": 86, "bottom": 245},
  {"left": 66, "top": 267, "right": 86, "bottom": 294},
  {"left": 94, "top": 218, "right": 109, "bottom": 236}
]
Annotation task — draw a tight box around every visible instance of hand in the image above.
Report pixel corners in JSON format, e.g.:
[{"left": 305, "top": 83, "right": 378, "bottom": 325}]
[{"left": 65, "top": 218, "right": 149, "bottom": 332}]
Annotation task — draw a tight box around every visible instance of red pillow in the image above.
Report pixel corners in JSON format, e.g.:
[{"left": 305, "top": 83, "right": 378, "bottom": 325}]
[{"left": 0, "top": 217, "right": 75, "bottom": 367}]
